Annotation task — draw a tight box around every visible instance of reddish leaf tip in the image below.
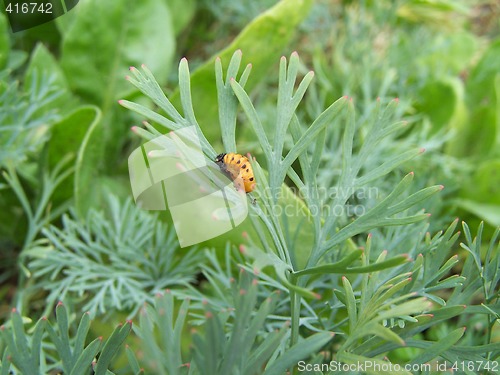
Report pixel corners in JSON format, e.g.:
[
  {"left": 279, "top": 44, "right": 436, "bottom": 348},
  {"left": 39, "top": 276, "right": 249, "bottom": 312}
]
[
  {"left": 314, "top": 293, "right": 322, "bottom": 300},
  {"left": 439, "top": 185, "right": 445, "bottom": 190},
  {"left": 419, "top": 148, "right": 426, "bottom": 153},
  {"left": 57, "top": 301, "right": 64, "bottom": 306},
  {"left": 242, "top": 231, "right": 248, "bottom": 239},
  {"left": 239, "top": 244, "right": 246, "bottom": 253},
  {"left": 394, "top": 97, "right": 400, "bottom": 103},
  {"left": 291, "top": 51, "right": 298, "bottom": 56},
  {"left": 141, "top": 63, "right": 146, "bottom": 68},
  {"left": 409, "top": 171, "right": 414, "bottom": 176},
  {"left": 181, "top": 57, "right": 188, "bottom": 62}
]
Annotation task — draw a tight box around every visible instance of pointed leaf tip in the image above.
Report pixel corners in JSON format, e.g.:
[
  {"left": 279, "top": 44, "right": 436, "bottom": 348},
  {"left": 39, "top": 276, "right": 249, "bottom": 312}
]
[
  {"left": 439, "top": 185, "right": 444, "bottom": 190},
  {"left": 419, "top": 148, "right": 426, "bottom": 153}
]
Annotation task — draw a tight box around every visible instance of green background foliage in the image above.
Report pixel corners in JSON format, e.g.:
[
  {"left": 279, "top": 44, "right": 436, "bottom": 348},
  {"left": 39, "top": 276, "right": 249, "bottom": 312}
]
[{"left": 0, "top": 0, "right": 499, "bottom": 373}]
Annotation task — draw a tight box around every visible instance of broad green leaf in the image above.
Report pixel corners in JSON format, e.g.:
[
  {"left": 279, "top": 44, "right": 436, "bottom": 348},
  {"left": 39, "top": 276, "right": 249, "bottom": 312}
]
[
  {"left": 61, "top": 0, "right": 175, "bottom": 105},
  {"left": 74, "top": 106, "right": 103, "bottom": 218},
  {"left": 467, "top": 40, "right": 500, "bottom": 106},
  {"left": 397, "top": 0, "right": 468, "bottom": 28},
  {"left": 45, "top": 106, "right": 97, "bottom": 206},
  {"left": 25, "top": 43, "right": 79, "bottom": 115},
  {"left": 418, "top": 31, "right": 477, "bottom": 76},
  {"left": 415, "top": 78, "right": 465, "bottom": 134},
  {"left": 166, "top": 0, "right": 196, "bottom": 36},
  {"left": 170, "top": 0, "right": 313, "bottom": 144},
  {"left": 459, "top": 159, "right": 500, "bottom": 206},
  {"left": 455, "top": 199, "right": 500, "bottom": 227}
]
